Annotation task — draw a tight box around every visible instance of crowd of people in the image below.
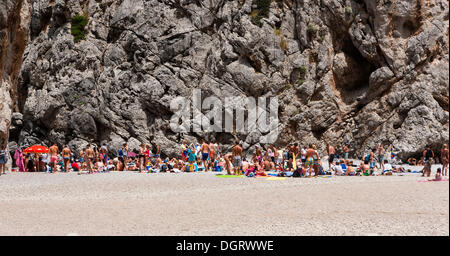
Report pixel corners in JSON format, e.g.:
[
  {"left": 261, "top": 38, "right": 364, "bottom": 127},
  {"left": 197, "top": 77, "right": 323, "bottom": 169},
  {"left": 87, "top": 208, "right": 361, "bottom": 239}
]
[{"left": 1, "top": 141, "right": 448, "bottom": 179}]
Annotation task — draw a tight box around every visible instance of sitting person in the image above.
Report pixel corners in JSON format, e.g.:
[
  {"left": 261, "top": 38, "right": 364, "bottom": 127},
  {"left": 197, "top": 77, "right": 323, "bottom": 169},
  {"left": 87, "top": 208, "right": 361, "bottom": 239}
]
[
  {"left": 244, "top": 163, "right": 257, "bottom": 176},
  {"left": 408, "top": 158, "right": 417, "bottom": 166},
  {"left": 173, "top": 159, "right": 184, "bottom": 172},
  {"left": 106, "top": 160, "right": 115, "bottom": 171},
  {"left": 431, "top": 168, "right": 442, "bottom": 181},
  {"left": 359, "top": 160, "right": 371, "bottom": 175},
  {"left": 417, "top": 158, "right": 424, "bottom": 166},
  {"left": 38, "top": 157, "right": 46, "bottom": 172},
  {"left": 383, "top": 160, "right": 392, "bottom": 172},
  {"left": 333, "top": 161, "right": 344, "bottom": 176},
  {"left": 72, "top": 161, "right": 80, "bottom": 172},
  {"left": 96, "top": 158, "right": 105, "bottom": 172},
  {"left": 263, "top": 157, "right": 273, "bottom": 172},
  {"left": 345, "top": 161, "right": 356, "bottom": 176}
]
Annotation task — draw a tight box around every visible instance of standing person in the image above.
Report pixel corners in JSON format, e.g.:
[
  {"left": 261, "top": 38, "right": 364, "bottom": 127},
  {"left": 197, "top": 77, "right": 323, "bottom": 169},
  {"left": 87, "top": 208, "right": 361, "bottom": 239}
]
[
  {"left": 267, "top": 145, "right": 275, "bottom": 163},
  {"left": 209, "top": 142, "right": 216, "bottom": 162},
  {"left": 277, "top": 147, "right": 285, "bottom": 171},
  {"left": 201, "top": 140, "right": 210, "bottom": 172},
  {"left": 369, "top": 148, "right": 376, "bottom": 170},
  {"left": 224, "top": 153, "right": 233, "bottom": 175},
  {"left": 27, "top": 154, "right": 35, "bottom": 172},
  {"left": 343, "top": 144, "right": 349, "bottom": 160},
  {"left": 423, "top": 145, "right": 434, "bottom": 163},
  {"left": 312, "top": 145, "right": 321, "bottom": 176},
  {"left": 440, "top": 144, "right": 449, "bottom": 176},
  {"left": 154, "top": 144, "right": 160, "bottom": 158},
  {"left": 85, "top": 144, "right": 95, "bottom": 174},
  {"left": 62, "top": 145, "right": 72, "bottom": 172},
  {"left": 14, "top": 147, "right": 25, "bottom": 172},
  {"left": 33, "top": 153, "right": 40, "bottom": 172},
  {"left": 0, "top": 147, "right": 7, "bottom": 175},
  {"left": 79, "top": 148, "right": 85, "bottom": 171},
  {"left": 232, "top": 141, "right": 243, "bottom": 175},
  {"left": 187, "top": 145, "right": 196, "bottom": 172},
  {"left": 145, "top": 144, "right": 151, "bottom": 171},
  {"left": 255, "top": 146, "right": 263, "bottom": 165},
  {"left": 100, "top": 144, "right": 108, "bottom": 165},
  {"left": 138, "top": 143, "right": 146, "bottom": 172},
  {"left": 305, "top": 144, "right": 319, "bottom": 177},
  {"left": 327, "top": 144, "right": 335, "bottom": 171},
  {"left": 122, "top": 143, "right": 129, "bottom": 171},
  {"left": 49, "top": 144, "right": 59, "bottom": 173},
  {"left": 300, "top": 146, "right": 307, "bottom": 167},
  {"left": 287, "top": 143, "right": 299, "bottom": 172},
  {"left": 377, "top": 143, "right": 385, "bottom": 172},
  {"left": 214, "top": 142, "right": 220, "bottom": 157}
]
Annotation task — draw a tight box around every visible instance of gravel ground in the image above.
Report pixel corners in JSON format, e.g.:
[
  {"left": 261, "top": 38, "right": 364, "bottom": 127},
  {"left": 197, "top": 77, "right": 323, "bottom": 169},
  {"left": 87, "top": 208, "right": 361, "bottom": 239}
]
[{"left": 0, "top": 170, "right": 448, "bottom": 236}]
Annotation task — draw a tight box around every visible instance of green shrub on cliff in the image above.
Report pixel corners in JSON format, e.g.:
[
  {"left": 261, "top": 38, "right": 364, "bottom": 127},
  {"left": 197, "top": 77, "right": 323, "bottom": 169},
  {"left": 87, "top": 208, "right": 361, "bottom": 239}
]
[{"left": 71, "top": 14, "right": 89, "bottom": 43}]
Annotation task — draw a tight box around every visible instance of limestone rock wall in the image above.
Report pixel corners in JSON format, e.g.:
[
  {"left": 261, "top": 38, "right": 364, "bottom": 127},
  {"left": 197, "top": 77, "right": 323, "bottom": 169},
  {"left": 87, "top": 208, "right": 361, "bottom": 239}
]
[{"left": 2, "top": 0, "right": 449, "bottom": 160}]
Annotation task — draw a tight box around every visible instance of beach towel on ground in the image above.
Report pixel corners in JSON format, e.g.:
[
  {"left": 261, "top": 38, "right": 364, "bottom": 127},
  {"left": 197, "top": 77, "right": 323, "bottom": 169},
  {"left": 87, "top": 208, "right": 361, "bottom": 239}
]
[
  {"left": 417, "top": 178, "right": 448, "bottom": 182},
  {"left": 216, "top": 174, "right": 245, "bottom": 178},
  {"left": 266, "top": 177, "right": 286, "bottom": 181}
]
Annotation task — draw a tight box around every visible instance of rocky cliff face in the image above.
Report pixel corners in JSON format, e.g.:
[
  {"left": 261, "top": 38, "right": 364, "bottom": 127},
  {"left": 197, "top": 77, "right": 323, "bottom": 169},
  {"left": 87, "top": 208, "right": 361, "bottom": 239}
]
[
  {"left": 1, "top": 0, "right": 449, "bottom": 160},
  {"left": 0, "top": 0, "right": 29, "bottom": 165}
]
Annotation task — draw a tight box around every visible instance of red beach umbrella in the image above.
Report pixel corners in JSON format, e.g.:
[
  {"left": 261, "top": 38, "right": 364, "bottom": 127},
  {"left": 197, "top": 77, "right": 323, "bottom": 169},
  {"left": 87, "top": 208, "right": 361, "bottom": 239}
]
[{"left": 23, "top": 145, "right": 49, "bottom": 154}]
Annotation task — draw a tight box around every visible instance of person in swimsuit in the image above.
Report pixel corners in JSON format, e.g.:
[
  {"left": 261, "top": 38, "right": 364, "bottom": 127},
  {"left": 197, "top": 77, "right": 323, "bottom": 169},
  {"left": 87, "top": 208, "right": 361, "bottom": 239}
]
[
  {"left": 201, "top": 140, "right": 210, "bottom": 172},
  {"left": 224, "top": 153, "right": 233, "bottom": 175},
  {"left": 79, "top": 148, "right": 85, "bottom": 170},
  {"left": 377, "top": 143, "right": 384, "bottom": 171},
  {"left": 431, "top": 168, "right": 443, "bottom": 181},
  {"left": 301, "top": 146, "right": 307, "bottom": 165},
  {"left": 187, "top": 145, "right": 196, "bottom": 172},
  {"left": 85, "top": 144, "right": 95, "bottom": 174},
  {"left": 209, "top": 142, "right": 216, "bottom": 170},
  {"left": 327, "top": 144, "right": 335, "bottom": 169},
  {"left": 49, "top": 144, "right": 59, "bottom": 173},
  {"left": 138, "top": 143, "right": 146, "bottom": 172},
  {"left": 145, "top": 144, "right": 151, "bottom": 171},
  {"left": 232, "top": 142, "right": 243, "bottom": 175},
  {"left": 122, "top": 143, "right": 129, "bottom": 171},
  {"left": 62, "top": 145, "right": 72, "bottom": 172},
  {"left": 100, "top": 145, "right": 108, "bottom": 165},
  {"left": 305, "top": 144, "right": 319, "bottom": 177},
  {"left": 343, "top": 144, "right": 349, "bottom": 160},
  {"left": 423, "top": 145, "right": 434, "bottom": 163},
  {"left": 154, "top": 144, "right": 160, "bottom": 158},
  {"left": 369, "top": 148, "right": 376, "bottom": 169},
  {"left": 0, "top": 148, "right": 8, "bottom": 175},
  {"left": 441, "top": 144, "right": 449, "bottom": 176}
]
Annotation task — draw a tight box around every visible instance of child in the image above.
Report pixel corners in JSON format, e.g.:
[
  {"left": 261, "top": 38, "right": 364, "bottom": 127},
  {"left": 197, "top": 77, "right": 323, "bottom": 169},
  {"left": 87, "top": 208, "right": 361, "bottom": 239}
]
[{"left": 432, "top": 168, "right": 442, "bottom": 181}]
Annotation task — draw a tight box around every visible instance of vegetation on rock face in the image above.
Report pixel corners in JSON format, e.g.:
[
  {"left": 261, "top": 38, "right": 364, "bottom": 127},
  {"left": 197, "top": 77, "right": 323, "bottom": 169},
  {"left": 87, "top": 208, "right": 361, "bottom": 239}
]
[
  {"left": 274, "top": 28, "right": 288, "bottom": 51},
  {"left": 71, "top": 14, "right": 89, "bottom": 43},
  {"left": 345, "top": 6, "right": 352, "bottom": 15},
  {"left": 297, "top": 66, "right": 307, "bottom": 86},
  {"left": 307, "top": 23, "right": 318, "bottom": 35},
  {"left": 250, "top": 0, "right": 272, "bottom": 27}
]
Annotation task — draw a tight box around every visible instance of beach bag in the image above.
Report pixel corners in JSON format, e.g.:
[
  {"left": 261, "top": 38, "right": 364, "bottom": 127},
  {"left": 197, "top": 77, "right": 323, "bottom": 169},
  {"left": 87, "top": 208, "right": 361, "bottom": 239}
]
[{"left": 293, "top": 168, "right": 301, "bottom": 177}]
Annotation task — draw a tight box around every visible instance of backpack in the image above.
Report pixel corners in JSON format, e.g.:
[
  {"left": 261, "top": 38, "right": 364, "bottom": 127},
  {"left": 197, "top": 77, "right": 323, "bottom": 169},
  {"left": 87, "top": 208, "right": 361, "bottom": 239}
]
[{"left": 365, "top": 154, "right": 370, "bottom": 162}]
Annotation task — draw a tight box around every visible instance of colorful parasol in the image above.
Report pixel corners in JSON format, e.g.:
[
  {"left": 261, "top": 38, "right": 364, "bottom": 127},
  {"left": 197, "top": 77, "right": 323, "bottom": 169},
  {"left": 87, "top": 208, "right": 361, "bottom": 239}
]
[{"left": 23, "top": 145, "right": 49, "bottom": 154}]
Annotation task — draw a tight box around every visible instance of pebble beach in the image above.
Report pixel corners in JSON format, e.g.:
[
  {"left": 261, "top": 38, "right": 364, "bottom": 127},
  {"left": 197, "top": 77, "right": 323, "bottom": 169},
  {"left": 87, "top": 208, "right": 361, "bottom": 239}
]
[{"left": 0, "top": 165, "right": 448, "bottom": 236}]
